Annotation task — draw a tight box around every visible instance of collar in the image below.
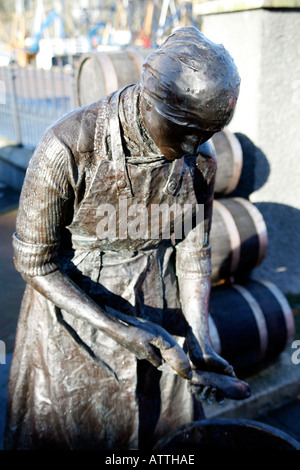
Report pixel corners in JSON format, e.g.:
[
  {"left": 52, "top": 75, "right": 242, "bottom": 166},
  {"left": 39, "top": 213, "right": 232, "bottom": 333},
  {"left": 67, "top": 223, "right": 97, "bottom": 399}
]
[{"left": 118, "top": 84, "right": 169, "bottom": 165}]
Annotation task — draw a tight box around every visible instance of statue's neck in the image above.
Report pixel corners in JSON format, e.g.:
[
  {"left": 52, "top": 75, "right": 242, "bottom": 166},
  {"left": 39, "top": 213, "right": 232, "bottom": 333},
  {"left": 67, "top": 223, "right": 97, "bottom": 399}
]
[{"left": 118, "top": 84, "right": 166, "bottom": 163}]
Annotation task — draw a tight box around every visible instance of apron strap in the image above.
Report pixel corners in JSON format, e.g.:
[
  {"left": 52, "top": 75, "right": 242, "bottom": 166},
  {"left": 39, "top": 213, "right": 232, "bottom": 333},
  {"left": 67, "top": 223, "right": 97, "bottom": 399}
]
[{"left": 110, "top": 87, "right": 134, "bottom": 198}]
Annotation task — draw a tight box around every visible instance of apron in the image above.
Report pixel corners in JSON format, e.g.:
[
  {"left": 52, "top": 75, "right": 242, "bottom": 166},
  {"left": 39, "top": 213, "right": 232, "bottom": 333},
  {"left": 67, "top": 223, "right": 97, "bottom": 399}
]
[{"left": 5, "top": 88, "right": 204, "bottom": 451}]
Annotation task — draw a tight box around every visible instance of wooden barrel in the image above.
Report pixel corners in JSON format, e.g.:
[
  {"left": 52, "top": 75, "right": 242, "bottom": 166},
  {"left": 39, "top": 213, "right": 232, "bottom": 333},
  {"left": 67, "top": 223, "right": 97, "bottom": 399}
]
[
  {"left": 210, "top": 197, "right": 268, "bottom": 284},
  {"left": 208, "top": 279, "right": 295, "bottom": 372},
  {"left": 73, "top": 48, "right": 152, "bottom": 107},
  {"left": 210, "top": 129, "right": 243, "bottom": 196},
  {"left": 155, "top": 419, "right": 300, "bottom": 450}
]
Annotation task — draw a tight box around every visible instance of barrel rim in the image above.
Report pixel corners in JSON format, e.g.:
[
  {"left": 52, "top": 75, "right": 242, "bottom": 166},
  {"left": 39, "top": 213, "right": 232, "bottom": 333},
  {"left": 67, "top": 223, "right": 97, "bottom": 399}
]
[
  {"left": 73, "top": 50, "right": 119, "bottom": 108},
  {"left": 210, "top": 129, "right": 243, "bottom": 195},
  {"left": 220, "top": 129, "right": 243, "bottom": 195},
  {"left": 126, "top": 47, "right": 146, "bottom": 73},
  {"left": 256, "top": 279, "right": 295, "bottom": 348},
  {"left": 232, "top": 197, "right": 268, "bottom": 267},
  {"left": 232, "top": 283, "right": 269, "bottom": 361},
  {"left": 213, "top": 199, "right": 241, "bottom": 275},
  {"left": 154, "top": 418, "right": 300, "bottom": 450}
]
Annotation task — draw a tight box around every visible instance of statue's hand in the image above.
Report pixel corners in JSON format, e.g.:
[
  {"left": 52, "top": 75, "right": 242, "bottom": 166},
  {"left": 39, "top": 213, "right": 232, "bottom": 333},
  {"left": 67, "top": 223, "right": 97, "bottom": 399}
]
[
  {"left": 187, "top": 331, "right": 236, "bottom": 378},
  {"left": 199, "top": 345, "right": 236, "bottom": 378},
  {"left": 188, "top": 380, "right": 224, "bottom": 405},
  {"left": 188, "top": 369, "right": 251, "bottom": 405},
  {"left": 109, "top": 310, "right": 192, "bottom": 380}
]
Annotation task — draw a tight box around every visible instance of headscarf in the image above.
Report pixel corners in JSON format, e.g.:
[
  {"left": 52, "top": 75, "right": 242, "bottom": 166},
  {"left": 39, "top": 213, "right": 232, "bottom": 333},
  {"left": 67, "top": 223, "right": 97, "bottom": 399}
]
[{"left": 140, "top": 26, "right": 240, "bottom": 131}]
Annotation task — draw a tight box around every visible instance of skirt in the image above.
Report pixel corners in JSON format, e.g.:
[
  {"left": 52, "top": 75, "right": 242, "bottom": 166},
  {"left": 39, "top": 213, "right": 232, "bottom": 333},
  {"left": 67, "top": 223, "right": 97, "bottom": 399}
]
[{"left": 5, "top": 241, "right": 203, "bottom": 450}]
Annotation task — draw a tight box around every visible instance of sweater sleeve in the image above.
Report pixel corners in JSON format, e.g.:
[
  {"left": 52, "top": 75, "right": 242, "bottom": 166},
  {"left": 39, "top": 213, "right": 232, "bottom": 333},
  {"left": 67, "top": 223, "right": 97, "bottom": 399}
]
[
  {"left": 175, "top": 141, "right": 216, "bottom": 280},
  {"left": 13, "top": 129, "right": 74, "bottom": 277}
]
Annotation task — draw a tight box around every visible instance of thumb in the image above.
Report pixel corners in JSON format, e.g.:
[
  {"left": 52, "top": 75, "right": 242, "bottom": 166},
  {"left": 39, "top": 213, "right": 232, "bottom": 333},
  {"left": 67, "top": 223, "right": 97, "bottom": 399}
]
[
  {"left": 160, "top": 343, "right": 192, "bottom": 380},
  {"left": 149, "top": 335, "right": 171, "bottom": 351}
]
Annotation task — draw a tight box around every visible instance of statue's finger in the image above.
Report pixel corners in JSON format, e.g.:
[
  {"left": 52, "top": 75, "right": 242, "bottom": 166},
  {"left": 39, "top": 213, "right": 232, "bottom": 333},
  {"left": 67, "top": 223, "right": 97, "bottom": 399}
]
[
  {"left": 160, "top": 343, "right": 192, "bottom": 380},
  {"left": 199, "top": 385, "right": 210, "bottom": 401},
  {"left": 189, "top": 383, "right": 203, "bottom": 396},
  {"left": 207, "top": 387, "right": 216, "bottom": 402},
  {"left": 224, "top": 364, "right": 236, "bottom": 377},
  {"left": 150, "top": 335, "right": 171, "bottom": 350},
  {"left": 143, "top": 343, "right": 162, "bottom": 368},
  {"left": 207, "top": 387, "right": 217, "bottom": 404}
]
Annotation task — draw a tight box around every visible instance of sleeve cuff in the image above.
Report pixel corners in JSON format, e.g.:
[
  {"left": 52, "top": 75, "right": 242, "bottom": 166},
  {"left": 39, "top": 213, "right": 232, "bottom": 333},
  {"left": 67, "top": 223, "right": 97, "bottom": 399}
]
[
  {"left": 175, "top": 244, "right": 212, "bottom": 279},
  {"left": 12, "top": 232, "right": 59, "bottom": 277}
]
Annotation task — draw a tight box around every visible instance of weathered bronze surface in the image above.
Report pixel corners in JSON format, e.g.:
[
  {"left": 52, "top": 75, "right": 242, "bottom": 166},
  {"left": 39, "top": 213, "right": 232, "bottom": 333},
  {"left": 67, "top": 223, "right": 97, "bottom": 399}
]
[{"left": 5, "top": 26, "right": 248, "bottom": 451}]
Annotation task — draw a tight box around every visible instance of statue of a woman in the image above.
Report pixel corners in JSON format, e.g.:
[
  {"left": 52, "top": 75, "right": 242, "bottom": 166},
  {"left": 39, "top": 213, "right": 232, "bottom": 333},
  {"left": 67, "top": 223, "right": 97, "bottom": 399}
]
[{"left": 5, "top": 26, "right": 243, "bottom": 450}]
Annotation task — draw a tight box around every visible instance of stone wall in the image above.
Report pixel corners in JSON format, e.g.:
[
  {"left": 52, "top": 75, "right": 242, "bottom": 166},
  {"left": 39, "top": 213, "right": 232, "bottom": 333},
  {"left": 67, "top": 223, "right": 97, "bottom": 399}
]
[{"left": 199, "top": 8, "right": 300, "bottom": 294}]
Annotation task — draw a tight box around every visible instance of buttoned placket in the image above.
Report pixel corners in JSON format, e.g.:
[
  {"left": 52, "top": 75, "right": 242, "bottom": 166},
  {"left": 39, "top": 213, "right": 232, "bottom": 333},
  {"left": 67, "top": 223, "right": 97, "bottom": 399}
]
[
  {"left": 163, "top": 156, "right": 185, "bottom": 197},
  {"left": 109, "top": 87, "right": 134, "bottom": 199}
]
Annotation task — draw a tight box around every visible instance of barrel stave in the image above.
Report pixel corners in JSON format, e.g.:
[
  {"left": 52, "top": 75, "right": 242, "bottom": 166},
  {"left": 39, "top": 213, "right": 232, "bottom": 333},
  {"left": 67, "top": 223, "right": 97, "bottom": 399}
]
[
  {"left": 211, "top": 130, "right": 243, "bottom": 196},
  {"left": 209, "top": 280, "right": 294, "bottom": 372},
  {"left": 221, "top": 198, "right": 260, "bottom": 275},
  {"left": 209, "top": 285, "right": 262, "bottom": 370},
  {"left": 210, "top": 197, "right": 268, "bottom": 285}
]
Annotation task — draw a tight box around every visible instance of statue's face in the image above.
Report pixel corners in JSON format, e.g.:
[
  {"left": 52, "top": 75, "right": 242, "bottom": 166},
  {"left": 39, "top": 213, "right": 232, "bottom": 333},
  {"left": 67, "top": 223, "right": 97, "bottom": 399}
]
[{"left": 140, "top": 96, "right": 214, "bottom": 160}]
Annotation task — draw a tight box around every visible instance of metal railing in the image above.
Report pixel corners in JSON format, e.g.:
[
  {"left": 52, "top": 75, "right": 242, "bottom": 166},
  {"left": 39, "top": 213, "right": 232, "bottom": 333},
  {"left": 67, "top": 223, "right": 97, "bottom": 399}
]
[{"left": 0, "top": 61, "right": 75, "bottom": 149}]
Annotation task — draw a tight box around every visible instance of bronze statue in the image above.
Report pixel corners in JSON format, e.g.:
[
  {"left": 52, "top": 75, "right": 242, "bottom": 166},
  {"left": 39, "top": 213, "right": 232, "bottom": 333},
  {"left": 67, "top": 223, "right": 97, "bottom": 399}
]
[{"left": 5, "top": 26, "right": 249, "bottom": 450}]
